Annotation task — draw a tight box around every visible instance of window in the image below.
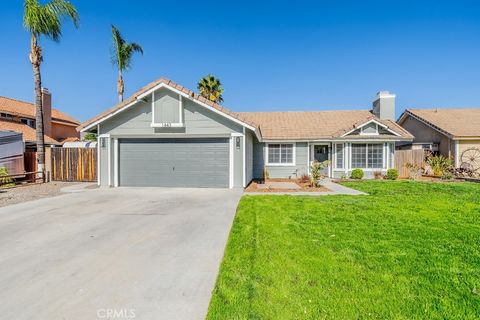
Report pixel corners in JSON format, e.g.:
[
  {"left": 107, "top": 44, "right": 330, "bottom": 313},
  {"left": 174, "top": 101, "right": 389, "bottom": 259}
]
[
  {"left": 335, "top": 144, "right": 344, "bottom": 169},
  {"left": 21, "top": 118, "right": 35, "bottom": 128},
  {"left": 1, "top": 113, "right": 13, "bottom": 120},
  {"left": 267, "top": 144, "right": 294, "bottom": 165},
  {"left": 351, "top": 143, "right": 384, "bottom": 169}
]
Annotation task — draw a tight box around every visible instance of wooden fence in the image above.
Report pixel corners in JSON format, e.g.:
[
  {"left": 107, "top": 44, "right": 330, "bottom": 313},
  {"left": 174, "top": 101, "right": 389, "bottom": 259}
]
[
  {"left": 395, "top": 149, "right": 425, "bottom": 178},
  {"left": 24, "top": 151, "right": 37, "bottom": 182},
  {"left": 51, "top": 148, "right": 97, "bottom": 182}
]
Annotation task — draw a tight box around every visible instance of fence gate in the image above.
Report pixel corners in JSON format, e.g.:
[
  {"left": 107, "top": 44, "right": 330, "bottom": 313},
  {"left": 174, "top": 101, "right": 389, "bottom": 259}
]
[
  {"left": 51, "top": 148, "right": 97, "bottom": 182},
  {"left": 395, "top": 149, "right": 425, "bottom": 178}
]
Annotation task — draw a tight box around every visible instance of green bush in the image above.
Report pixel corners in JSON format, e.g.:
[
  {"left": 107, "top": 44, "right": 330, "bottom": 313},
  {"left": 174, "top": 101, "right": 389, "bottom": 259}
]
[
  {"left": 350, "top": 168, "right": 364, "bottom": 179},
  {"left": 386, "top": 168, "right": 399, "bottom": 180},
  {"left": 0, "top": 167, "right": 14, "bottom": 188}
]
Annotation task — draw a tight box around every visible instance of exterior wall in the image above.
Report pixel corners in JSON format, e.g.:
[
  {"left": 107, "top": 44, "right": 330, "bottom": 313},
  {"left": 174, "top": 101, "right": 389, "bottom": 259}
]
[
  {"left": 400, "top": 115, "right": 454, "bottom": 158},
  {"left": 457, "top": 140, "right": 480, "bottom": 169},
  {"left": 233, "top": 136, "right": 243, "bottom": 188},
  {"left": 153, "top": 88, "right": 180, "bottom": 124},
  {"left": 252, "top": 140, "right": 309, "bottom": 179},
  {"left": 96, "top": 88, "right": 245, "bottom": 188},
  {"left": 245, "top": 130, "right": 254, "bottom": 185},
  {"left": 99, "top": 89, "right": 242, "bottom": 136},
  {"left": 52, "top": 123, "right": 79, "bottom": 142}
]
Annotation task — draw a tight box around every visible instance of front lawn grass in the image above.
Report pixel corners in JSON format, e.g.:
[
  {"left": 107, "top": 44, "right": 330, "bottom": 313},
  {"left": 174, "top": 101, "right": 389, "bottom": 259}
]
[{"left": 208, "top": 181, "right": 480, "bottom": 319}]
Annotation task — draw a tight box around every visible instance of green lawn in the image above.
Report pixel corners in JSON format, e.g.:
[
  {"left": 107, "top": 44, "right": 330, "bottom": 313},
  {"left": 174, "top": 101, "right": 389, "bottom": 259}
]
[{"left": 207, "top": 181, "right": 480, "bottom": 319}]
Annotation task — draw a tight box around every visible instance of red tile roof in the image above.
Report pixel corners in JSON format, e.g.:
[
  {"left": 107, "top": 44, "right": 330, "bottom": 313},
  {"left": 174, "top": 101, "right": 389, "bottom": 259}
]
[
  {"left": 0, "top": 96, "right": 79, "bottom": 125},
  {"left": 0, "top": 120, "right": 59, "bottom": 144}
]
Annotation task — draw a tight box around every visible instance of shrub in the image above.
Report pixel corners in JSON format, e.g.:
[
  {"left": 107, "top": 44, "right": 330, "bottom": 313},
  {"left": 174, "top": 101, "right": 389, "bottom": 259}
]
[
  {"left": 263, "top": 167, "right": 270, "bottom": 181},
  {"left": 0, "top": 167, "right": 14, "bottom": 188},
  {"left": 386, "top": 168, "right": 399, "bottom": 180},
  {"left": 350, "top": 168, "right": 364, "bottom": 179},
  {"left": 405, "top": 162, "right": 422, "bottom": 180},
  {"left": 299, "top": 173, "right": 310, "bottom": 183},
  {"left": 310, "top": 160, "right": 330, "bottom": 187},
  {"left": 427, "top": 154, "right": 453, "bottom": 176},
  {"left": 373, "top": 171, "right": 383, "bottom": 179}
]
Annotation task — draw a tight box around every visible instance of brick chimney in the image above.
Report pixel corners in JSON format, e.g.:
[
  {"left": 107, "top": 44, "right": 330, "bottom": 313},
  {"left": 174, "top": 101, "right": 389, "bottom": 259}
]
[
  {"left": 372, "top": 91, "right": 396, "bottom": 121},
  {"left": 41, "top": 88, "right": 52, "bottom": 137}
]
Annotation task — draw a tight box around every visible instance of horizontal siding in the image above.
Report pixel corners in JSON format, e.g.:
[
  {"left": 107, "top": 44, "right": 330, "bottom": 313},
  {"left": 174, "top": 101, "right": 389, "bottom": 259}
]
[
  {"left": 253, "top": 140, "right": 309, "bottom": 179},
  {"left": 99, "top": 89, "right": 243, "bottom": 136}
]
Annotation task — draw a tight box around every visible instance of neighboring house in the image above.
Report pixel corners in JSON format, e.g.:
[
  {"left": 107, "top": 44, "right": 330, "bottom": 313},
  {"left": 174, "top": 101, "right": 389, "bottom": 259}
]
[
  {"left": 398, "top": 108, "right": 480, "bottom": 169},
  {"left": 78, "top": 78, "right": 413, "bottom": 188},
  {"left": 0, "top": 88, "right": 80, "bottom": 149},
  {"left": 0, "top": 131, "right": 24, "bottom": 174}
]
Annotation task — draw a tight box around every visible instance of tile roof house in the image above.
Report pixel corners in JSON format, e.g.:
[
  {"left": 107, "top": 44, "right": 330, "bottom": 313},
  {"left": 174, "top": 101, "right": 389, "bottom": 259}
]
[
  {"left": 0, "top": 89, "right": 80, "bottom": 148},
  {"left": 398, "top": 108, "right": 480, "bottom": 170},
  {"left": 80, "top": 77, "right": 413, "bottom": 188}
]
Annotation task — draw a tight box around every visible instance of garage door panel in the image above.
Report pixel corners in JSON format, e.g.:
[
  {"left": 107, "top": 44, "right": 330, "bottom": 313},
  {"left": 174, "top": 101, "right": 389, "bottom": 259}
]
[{"left": 119, "top": 138, "right": 229, "bottom": 187}]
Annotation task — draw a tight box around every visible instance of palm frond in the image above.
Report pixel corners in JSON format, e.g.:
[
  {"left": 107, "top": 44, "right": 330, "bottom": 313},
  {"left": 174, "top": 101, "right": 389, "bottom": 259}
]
[
  {"left": 23, "top": 0, "right": 79, "bottom": 41},
  {"left": 111, "top": 25, "right": 143, "bottom": 72}
]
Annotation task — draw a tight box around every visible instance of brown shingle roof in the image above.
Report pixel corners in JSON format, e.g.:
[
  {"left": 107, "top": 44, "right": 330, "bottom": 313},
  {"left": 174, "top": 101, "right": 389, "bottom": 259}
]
[
  {"left": 0, "top": 96, "right": 79, "bottom": 125},
  {"left": 78, "top": 77, "right": 259, "bottom": 132},
  {"left": 402, "top": 108, "right": 480, "bottom": 138},
  {"left": 239, "top": 110, "right": 413, "bottom": 140},
  {"left": 0, "top": 120, "right": 59, "bottom": 144}
]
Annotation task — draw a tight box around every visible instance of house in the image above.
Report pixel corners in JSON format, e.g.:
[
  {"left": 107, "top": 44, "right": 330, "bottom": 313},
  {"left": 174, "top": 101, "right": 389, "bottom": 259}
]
[
  {"left": 78, "top": 77, "right": 413, "bottom": 188},
  {"left": 0, "top": 88, "right": 80, "bottom": 149},
  {"left": 0, "top": 131, "right": 24, "bottom": 174},
  {"left": 398, "top": 108, "right": 480, "bottom": 170}
]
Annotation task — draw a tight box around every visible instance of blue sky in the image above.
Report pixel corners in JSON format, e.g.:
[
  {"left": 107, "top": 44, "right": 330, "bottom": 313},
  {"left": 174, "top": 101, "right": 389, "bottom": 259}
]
[{"left": 1, "top": 0, "right": 479, "bottom": 122}]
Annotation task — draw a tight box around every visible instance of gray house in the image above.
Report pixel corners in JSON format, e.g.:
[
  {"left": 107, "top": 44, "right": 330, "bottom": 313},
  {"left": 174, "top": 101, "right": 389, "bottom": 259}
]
[{"left": 79, "top": 78, "right": 413, "bottom": 188}]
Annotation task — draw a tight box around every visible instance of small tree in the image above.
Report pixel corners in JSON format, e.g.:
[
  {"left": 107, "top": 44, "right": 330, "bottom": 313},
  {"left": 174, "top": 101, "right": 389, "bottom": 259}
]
[
  {"left": 83, "top": 132, "right": 97, "bottom": 141},
  {"left": 310, "top": 160, "right": 329, "bottom": 187},
  {"left": 405, "top": 162, "right": 422, "bottom": 180}
]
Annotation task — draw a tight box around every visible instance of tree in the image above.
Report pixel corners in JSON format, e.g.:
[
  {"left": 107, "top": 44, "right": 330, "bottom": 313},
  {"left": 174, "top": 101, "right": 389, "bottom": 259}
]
[
  {"left": 23, "top": 0, "right": 79, "bottom": 178},
  {"left": 111, "top": 25, "right": 143, "bottom": 102},
  {"left": 83, "top": 132, "right": 97, "bottom": 142},
  {"left": 197, "top": 74, "right": 224, "bottom": 103}
]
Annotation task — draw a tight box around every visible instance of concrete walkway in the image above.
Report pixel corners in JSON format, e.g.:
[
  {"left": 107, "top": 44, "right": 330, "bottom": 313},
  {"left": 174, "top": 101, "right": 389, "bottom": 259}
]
[
  {"left": 246, "top": 179, "right": 366, "bottom": 196},
  {"left": 0, "top": 187, "right": 243, "bottom": 320}
]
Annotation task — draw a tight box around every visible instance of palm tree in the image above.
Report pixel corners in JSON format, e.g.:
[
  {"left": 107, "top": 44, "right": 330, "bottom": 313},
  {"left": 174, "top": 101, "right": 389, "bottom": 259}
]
[
  {"left": 197, "top": 74, "right": 224, "bottom": 103},
  {"left": 23, "top": 0, "right": 79, "bottom": 179},
  {"left": 111, "top": 25, "right": 143, "bottom": 102}
]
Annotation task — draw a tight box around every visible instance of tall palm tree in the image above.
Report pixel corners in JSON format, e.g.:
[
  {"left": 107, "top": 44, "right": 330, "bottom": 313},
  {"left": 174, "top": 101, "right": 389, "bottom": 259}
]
[
  {"left": 197, "top": 74, "right": 224, "bottom": 103},
  {"left": 23, "top": 0, "right": 79, "bottom": 178},
  {"left": 111, "top": 25, "right": 143, "bottom": 102}
]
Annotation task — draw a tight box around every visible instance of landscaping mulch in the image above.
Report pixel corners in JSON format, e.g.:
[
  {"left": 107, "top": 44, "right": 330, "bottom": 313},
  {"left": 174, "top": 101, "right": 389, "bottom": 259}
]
[
  {"left": 0, "top": 182, "right": 78, "bottom": 208},
  {"left": 245, "top": 179, "right": 330, "bottom": 193}
]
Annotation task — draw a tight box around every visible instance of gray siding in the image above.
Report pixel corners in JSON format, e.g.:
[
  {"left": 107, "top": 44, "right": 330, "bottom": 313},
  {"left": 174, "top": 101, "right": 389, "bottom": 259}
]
[
  {"left": 153, "top": 88, "right": 180, "bottom": 123},
  {"left": 252, "top": 140, "right": 309, "bottom": 179},
  {"left": 99, "top": 89, "right": 243, "bottom": 136},
  {"left": 99, "top": 137, "right": 109, "bottom": 186}
]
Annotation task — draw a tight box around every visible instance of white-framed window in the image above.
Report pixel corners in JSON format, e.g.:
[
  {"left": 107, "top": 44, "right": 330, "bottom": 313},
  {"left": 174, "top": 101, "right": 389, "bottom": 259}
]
[
  {"left": 335, "top": 143, "right": 344, "bottom": 169},
  {"left": 266, "top": 143, "right": 295, "bottom": 165},
  {"left": 351, "top": 143, "right": 384, "bottom": 169}
]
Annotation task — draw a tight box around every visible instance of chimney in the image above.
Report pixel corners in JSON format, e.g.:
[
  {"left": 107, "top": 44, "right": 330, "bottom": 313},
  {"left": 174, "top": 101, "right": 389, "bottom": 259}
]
[
  {"left": 41, "top": 88, "right": 52, "bottom": 137},
  {"left": 372, "top": 91, "right": 396, "bottom": 121}
]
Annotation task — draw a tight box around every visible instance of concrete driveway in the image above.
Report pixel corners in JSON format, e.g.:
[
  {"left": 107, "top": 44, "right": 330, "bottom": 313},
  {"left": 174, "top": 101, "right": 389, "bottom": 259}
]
[{"left": 0, "top": 186, "right": 243, "bottom": 320}]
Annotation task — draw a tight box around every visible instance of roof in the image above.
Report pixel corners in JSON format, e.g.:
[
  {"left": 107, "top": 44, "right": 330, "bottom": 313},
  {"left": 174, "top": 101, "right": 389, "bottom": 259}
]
[
  {"left": 79, "top": 76, "right": 412, "bottom": 141},
  {"left": 239, "top": 110, "right": 413, "bottom": 140},
  {"left": 0, "top": 120, "right": 59, "bottom": 144},
  {"left": 400, "top": 108, "right": 480, "bottom": 138},
  {"left": 78, "top": 77, "right": 258, "bottom": 132},
  {"left": 0, "top": 96, "right": 80, "bottom": 126}
]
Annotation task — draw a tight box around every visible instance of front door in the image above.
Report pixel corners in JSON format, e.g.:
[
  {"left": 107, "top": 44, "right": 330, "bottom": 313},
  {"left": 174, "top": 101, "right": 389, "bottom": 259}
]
[{"left": 313, "top": 145, "right": 329, "bottom": 176}]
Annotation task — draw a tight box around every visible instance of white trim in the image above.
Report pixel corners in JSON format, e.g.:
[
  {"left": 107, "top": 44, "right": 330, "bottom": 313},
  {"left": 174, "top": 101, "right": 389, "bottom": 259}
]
[
  {"left": 81, "top": 82, "right": 256, "bottom": 133},
  {"left": 307, "top": 142, "right": 310, "bottom": 174},
  {"left": 333, "top": 143, "right": 345, "bottom": 170},
  {"left": 341, "top": 119, "right": 401, "bottom": 137},
  {"left": 97, "top": 125, "right": 100, "bottom": 186},
  {"left": 110, "top": 134, "right": 231, "bottom": 139},
  {"left": 310, "top": 143, "right": 331, "bottom": 177},
  {"left": 231, "top": 132, "right": 243, "bottom": 137},
  {"left": 229, "top": 137, "right": 234, "bottom": 189},
  {"left": 455, "top": 140, "right": 460, "bottom": 167},
  {"left": 150, "top": 123, "right": 184, "bottom": 128},
  {"left": 114, "top": 138, "right": 119, "bottom": 187},
  {"left": 242, "top": 127, "right": 246, "bottom": 188},
  {"left": 107, "top": 137, "right": 111, "bottom": 187},
  {"left": 151, "top": 90, "right": 155, "bottom": 125},
  {"left": 349, "top": 142, "right": 386, "bottom": 170},
  {"left": 359, "top": 123, "right": 379, "bottom": 136},
  {"left": 265, "top": 142, "right": 296, "bottom": 166},
  {"left": 179, "top": 95, "right": 183, "bottom": 124}
]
